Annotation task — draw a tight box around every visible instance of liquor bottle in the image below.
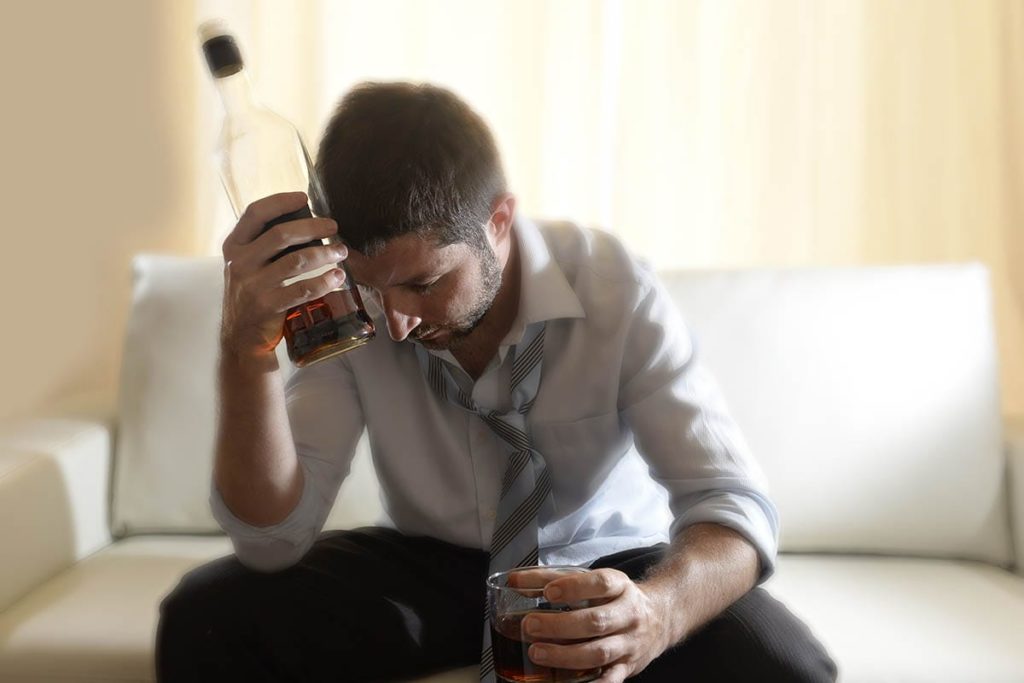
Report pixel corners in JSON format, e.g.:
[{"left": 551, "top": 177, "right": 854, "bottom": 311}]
[{"left": 199, "top": 20, "right": 375, "bottom": 367}]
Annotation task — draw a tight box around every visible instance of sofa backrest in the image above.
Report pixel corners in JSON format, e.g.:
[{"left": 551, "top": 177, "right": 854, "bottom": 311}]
[
  {"left": 111, "top": 255, "right": 384, "bottom": 538},
  {"left": 111, "top": 255, "right": 1012, "bottom": 565},
  {"left": 661, "top": 265, "right": 1010, "bottom": 566}
]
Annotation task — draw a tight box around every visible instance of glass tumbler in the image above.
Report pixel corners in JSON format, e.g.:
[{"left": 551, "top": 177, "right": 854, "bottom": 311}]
[{"left": 487, "top": 566, "right": 602, "bottom": 683}]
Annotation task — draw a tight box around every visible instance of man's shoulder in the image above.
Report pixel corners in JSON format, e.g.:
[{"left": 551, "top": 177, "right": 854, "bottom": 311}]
[
  {"left": 525, "top": 218, "right": 662, "bottom": 332},
  {"left": 533, "top": 219, "right": 654, "bottom": 290}
]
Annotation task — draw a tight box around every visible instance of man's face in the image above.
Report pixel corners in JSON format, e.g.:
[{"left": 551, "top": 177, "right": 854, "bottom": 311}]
[{"left": 344, "top": 232, "right": 503, "bottom": 350}]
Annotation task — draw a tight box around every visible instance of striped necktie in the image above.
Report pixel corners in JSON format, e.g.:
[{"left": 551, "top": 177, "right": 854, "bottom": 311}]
[{"left": 414, "top": 321, "right": 551, "bottom": 683}]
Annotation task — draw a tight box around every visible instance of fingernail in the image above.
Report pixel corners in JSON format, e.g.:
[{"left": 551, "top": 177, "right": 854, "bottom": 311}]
[
  {"left": 546, "top": 586, "right": 563, "bottom": 601},
  {"left": 524, "top": 617, "right": 540, "bottom": 635},
  {"left": 531, "top": 645, "right": 548, "bottom": 663}
]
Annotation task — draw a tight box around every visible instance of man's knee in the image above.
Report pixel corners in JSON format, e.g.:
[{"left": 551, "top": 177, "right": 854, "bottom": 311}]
[
  {"left": 707, "top": 588, "right": 837, "bottom": 682},
  {"left": 154, "top": 549, "right": 437, "bottom": 682},
  {"left": 636, "top": 588, "right": 837, "bottom": 682},
  {"left": 156, "top": 555, "right": 270, "bottom": 682},
  {"left": 159, "top": 554, "right": 252, "bottom": 629}
]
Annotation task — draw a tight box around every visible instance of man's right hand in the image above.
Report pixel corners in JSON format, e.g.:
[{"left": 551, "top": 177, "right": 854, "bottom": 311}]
[{"left": 219, "top": 191, "right": 349, "bottom": 363}]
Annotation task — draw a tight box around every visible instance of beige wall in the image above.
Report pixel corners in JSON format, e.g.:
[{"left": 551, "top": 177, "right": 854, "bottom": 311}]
[{"left": 0, "top": 1, "right": 201, "bottom": 423}]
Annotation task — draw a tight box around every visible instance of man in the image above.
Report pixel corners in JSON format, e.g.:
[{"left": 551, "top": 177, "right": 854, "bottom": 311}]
[{"left": 156, "top": 82, "right": 837, "bottom": 682}]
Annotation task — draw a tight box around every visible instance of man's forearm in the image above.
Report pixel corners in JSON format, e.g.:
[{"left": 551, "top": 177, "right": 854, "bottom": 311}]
[
  {"left": 637, "top": 522, "right": 761, "bottom": 647},
  {"left": 214, "top": 347, "right": 305, "bottom": 527}
]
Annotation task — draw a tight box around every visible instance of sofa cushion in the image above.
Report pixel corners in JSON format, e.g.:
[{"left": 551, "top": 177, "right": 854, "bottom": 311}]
[
  {"left": 0, "top": 537, "right": 229, "bottom": 682},
  {"left": 111, "top": 254, "right": 383, "bottom": 536},
  {"left": 0, "top": 536, "right": 472, "bottom": 682},
  {"left": 663, "top": 265, "right": 1012, "bottom": 565},
  {"left": 765, "top": 554, "right": 1024, "bottom": 682}
]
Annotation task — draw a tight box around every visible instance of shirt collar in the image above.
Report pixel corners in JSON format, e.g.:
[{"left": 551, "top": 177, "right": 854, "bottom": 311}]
[{"left": 499, "top": 215, "right": 585, "bottom": 348}]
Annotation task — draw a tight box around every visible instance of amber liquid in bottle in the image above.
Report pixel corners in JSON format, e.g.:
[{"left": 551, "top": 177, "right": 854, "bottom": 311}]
[
  {"left": 271, "top": 214, "right": 375, "bottom": 367},
  {"left": 256, "top": 204, "right": 375, "bottom": 367},
  {"left": 283, "top": 291, "right": 375, "bottom": 366}
]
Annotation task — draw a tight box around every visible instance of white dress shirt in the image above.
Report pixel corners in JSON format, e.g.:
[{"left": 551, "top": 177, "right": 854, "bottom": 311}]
[{"left": 211, "top": 217, "right": 780, "bottom": 579}]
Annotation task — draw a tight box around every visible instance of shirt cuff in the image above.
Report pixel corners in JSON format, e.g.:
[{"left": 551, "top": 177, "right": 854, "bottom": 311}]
[{"left": 669, "top": 490, "right": 780, "bottom": 583}]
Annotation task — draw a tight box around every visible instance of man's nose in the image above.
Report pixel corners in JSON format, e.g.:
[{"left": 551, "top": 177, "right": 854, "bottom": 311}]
[{"left": 382, "top": 297, "right": 422, "bottom": 342}]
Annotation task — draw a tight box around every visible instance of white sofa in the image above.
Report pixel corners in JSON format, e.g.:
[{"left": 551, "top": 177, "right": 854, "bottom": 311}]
[{"left": 1, "top": 255, "right": 1023, "bottom": 683}]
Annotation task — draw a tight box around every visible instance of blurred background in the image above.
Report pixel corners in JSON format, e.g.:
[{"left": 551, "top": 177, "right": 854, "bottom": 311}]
[{"left": 0, "top": 0, "right": 1021, "bottom": 425}]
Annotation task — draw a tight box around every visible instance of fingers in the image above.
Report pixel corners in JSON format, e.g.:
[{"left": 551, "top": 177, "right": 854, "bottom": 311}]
[
  {"left": 544, "top": 568, "right": 630, "bottom": 604},
  {"left": 253, "top": 243, "right": 348, "bottom": 291},
  {"left": 244, "top": 216, "right": 341, "bottom": 269},
  {"left": 217, "top": 193, "right": 349, "bottom": 358},
  {"left": 225, "top": 192, "right": 310, "bottom": 247},
  {"left": 529, "top": 635, "right": 629, "bottom": 671},
  {"left": 508, "top": 567, "right": 575, "bottom": 591},
  {"left": 522, "top": 602, "right": 630, "bottom": 642},
  {"left": 516, "top": 569, "right": 649, "bottom": 683},
  {"left": 265, "top": 267, "right": 347, "bottom": 314}
]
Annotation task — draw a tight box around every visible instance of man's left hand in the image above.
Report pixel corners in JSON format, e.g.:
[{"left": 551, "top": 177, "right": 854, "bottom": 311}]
[{"left": 522, "top": 568, "right": 673, "bottom": 682}]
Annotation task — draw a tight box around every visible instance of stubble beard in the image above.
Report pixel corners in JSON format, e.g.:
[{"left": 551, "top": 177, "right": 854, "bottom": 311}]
[{"left": 414, "top": 244, "right": 503, "bottom": 351}]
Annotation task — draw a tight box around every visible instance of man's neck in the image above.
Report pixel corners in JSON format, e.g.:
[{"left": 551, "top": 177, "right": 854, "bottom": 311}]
[{"left": 450, "top": 233, "right": 521, "bottom": 380}]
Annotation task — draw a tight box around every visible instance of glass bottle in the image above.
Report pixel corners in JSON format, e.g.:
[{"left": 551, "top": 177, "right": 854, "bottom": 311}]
[{"left": 199, "top": 20, "right": 374, "bottom": 367}]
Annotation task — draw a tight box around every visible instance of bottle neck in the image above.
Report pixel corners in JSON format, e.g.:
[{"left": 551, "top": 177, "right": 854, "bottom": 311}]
[{"left": 214, "top": 68, "right": 259, "bottom": 117}]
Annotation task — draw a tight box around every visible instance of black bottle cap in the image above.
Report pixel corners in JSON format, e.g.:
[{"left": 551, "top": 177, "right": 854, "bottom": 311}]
[{"left": 200, "top": 24, "right": 243, "bottom": 78}]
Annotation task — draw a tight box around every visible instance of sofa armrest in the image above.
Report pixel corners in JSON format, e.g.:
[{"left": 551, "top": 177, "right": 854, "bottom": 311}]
[
  {"left": 0, "top": 418, "right": 113, "bottom": 612},
  {"left": 1008, "top": 418, "right": 1024, "bottom": 576}
]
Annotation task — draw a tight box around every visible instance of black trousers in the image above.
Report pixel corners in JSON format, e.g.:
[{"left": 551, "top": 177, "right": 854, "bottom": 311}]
[{"left": 156, "top": 527, "right": 837, "bottom": 682}]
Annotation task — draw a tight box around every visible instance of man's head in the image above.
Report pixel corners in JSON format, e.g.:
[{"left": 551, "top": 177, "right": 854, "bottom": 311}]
[{"left": 316, "top": 82, "right": 515, "bottom": 348}]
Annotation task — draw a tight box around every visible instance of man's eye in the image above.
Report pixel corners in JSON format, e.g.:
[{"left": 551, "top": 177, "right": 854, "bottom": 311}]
[{"left": 410, "top": 279, "right": 439, "bottom": 294}]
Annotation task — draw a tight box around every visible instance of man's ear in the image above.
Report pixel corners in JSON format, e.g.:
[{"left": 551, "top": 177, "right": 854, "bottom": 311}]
[{"left": 487, "top": 192, "right": 517, "bottom": 245}]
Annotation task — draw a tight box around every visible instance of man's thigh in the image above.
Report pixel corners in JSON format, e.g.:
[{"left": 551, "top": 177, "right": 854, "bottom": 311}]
[
  {"left": 589, "top": 544, "right": 838, "bottom": 682},
  {"left": 156, "top": 527, "right": 490, "bottom": 683}
]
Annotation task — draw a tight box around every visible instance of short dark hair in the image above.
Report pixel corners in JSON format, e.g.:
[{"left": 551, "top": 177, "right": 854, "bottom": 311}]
[{"left": 315, "top": 82, "right": 507, "bottom": 256}]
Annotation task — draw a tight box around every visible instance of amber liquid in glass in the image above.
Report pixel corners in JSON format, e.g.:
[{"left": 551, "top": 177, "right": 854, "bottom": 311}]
[{"left": 492, "top": 611, "right": 600, "bottom": 683}]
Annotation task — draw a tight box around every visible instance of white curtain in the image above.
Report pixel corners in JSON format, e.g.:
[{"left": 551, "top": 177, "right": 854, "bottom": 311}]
[{"left": 192, "top": 0, "right": 1024, "bottom": 416}]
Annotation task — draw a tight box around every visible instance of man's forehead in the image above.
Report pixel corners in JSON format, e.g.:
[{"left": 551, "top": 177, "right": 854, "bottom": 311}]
[{"left": 345, "top": 233, "right": 462, "bottom": 287}]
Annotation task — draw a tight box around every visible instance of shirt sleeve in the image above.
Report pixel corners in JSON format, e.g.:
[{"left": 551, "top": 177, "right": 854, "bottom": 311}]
[
  {"left": 209, "top": 355, "right": 366, "bottom": 572},
  {"left": 618, "top": 268, "right": 780, "bottom": 583}
]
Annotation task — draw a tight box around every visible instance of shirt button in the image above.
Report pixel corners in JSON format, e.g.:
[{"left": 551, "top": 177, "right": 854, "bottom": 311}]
[{"left": 485, "top": 509, "right": 497, "bottom": 520}]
